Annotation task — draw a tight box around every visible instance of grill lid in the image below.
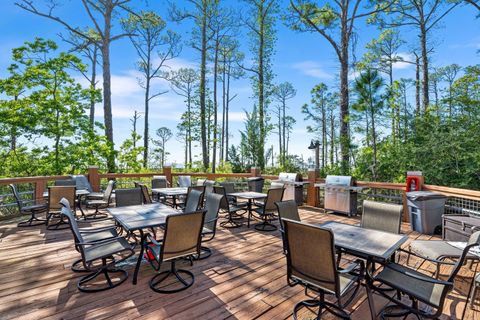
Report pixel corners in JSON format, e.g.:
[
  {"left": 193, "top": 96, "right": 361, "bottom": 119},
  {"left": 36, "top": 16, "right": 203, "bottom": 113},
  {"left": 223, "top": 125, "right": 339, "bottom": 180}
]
[
  {"left": 325, "top": 175, "right": 354, "bottom": 186},
  {"left": 278, "top": 172, "right": 302, "bottom": 182}
]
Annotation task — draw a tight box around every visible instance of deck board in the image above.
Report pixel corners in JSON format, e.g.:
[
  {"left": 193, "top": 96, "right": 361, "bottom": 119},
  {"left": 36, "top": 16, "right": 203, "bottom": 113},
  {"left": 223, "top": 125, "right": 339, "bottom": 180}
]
[{"left": 0, "top": 206, "right": 478, "bottom": 319}]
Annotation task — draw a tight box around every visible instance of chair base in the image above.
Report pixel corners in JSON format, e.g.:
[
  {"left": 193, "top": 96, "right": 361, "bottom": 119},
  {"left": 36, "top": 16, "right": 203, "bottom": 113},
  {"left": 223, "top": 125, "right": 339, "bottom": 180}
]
[
  {"left": 293, "top": 298, "right": 351, "bottom": 320},
  {"left": 78, "top": 268, "right": 128, "bottom": 293},
  {"left": 379, "top": 304, "right": 413, "bottom": 319},
  {"left": 254, "top": 221, "right": 277, "bottom": 232},
  {"left": 46, "top": 219, "right": 70, "bottom": 230},
  {"left": 220, "top": 218, "right": 242, "bottom": 229},
  {"left": 149, "top": 265, "right": 194, "bottom": 294},
  {"left": 194, "top": 246, "right": 212, "bottom": 260},
  {"left": 17, "top": 215, "right": 46, "bottom": 227}
]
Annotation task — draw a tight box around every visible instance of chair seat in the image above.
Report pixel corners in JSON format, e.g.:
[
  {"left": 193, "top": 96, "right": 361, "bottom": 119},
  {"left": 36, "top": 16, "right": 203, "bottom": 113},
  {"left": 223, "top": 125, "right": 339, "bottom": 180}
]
[
  {"left": 22, "top": 203, "right": 47, "bottom": 212},
  {"left": 253, "top": 207, "right": 275, "bottom": 216},
  {"left": 84, "top": 238, "right": 131, "bottom": 263},
  {"left": 82, "top": 229, "right": 117, "bottom": 242},
  {"left": 87, "top": 192, "right": 104, "bottom": 200},
  {"left": 230, "top": 204, "right": 247, "bottom": 213},
  {"left": 339, "top": 272, "right": 358, "bottom": 296},
  {"left": 374, "top": 263, "right": 447, "bottom": 308},
  {"left": 410, "top": 240, "right": 477, "bottom": 260},
  {"left": 87, "top": 199, "right": 107, "bottom": 206}
]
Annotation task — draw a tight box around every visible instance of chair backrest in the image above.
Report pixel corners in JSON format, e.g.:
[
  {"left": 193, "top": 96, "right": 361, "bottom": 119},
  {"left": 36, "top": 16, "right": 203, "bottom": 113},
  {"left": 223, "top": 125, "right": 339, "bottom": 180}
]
[
  {"left": 115, "top": 188, "right": 143, "bottom": 207},
  {"left": 178, "top": 176, "right": 192, "bottom": 187},
  {"left": 139, "top": 184, "right": 152, "bottom": 204},
  {"left": 264, "top": 187, "right": 285, "bottom": 211},
  {"left": 152, "top": 176, "right": 168, "bottom": 189},
  {"left": 48, "top": 186, "right": 75, "bottom": 211},
  {"left": 448, "top": 231, "right": 480, "bottom": 282},
  {"left": 9, "top": 184, "right": 23, "bottom": 210},
  {"left": 361, "top": 200, "right": 403, "bottom": 234},
  {"left": 70, "top": 175, "right": 93, "bottom": 192},
  {"left": 220, "top": 182, "right": 235, "bottom": 194},
  {"left": 103, "top": 180, "right": 116, "bottom": 202},
  {"left": 185, "top": 189, "right": 204, "bottom": 213},
  {"left": 161, "top": 211, "right": 206, "bottom": 262},
  {"left": 204, "top": 180, "right": 215, "bottom": 195},
  {"left": 247, "top": 178, "right": 264, "bottom": 193},
  {"left": 276, "top": 200, "right": 301, "bottom": 230},
  {"left": 204, "top": 193, "right": 223, "bottom": 233},
  {"left": 59, "top": 198, "right": 84, "bottom": 244},
  {"left": 55, "top": 179, "right": 77, "bottom": 187},
  {"left": 270, "top": 182, "right": 285, "bottom": 189},
  {"left": 213, "top": 186, "right": 230, "bottom": 210},
  {"left": 196, "top": 178, "right": 206, "bottom": 186},
  {"left": 283, "top": 219, "right": 339, "bottom": 295}
]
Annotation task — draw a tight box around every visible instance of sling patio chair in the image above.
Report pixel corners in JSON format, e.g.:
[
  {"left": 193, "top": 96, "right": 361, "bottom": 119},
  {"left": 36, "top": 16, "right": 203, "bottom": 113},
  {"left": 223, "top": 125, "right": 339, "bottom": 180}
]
[
  {"left": 283, "top": 219, "right": 365, "bottom": 320},
  {"left": 361, "top": 200, "right": 403, "bottom": 234},
  {"left": 85, "top": 180, "right": 115, "bottom": 219},
  {"left": 138, "top": 183, "right": 153, "bottom": 204},
  {"left": 151, "top": 176, "right": 169, "bottom": 202},
  {"left": 252, "top": 187, "right": 285, "bottom": 232},
  {"left": 145, "top": 210, "right": 206, "bottom": 293},
  {"left": 46, "top": 186, "right": 76, "bottom": 230},
  {"left": 366, "top": 231, "right": 480, "bottom": 319},
  {"left": 54, "top": 179, "right": 77, "bottom": 186},
  {"left": 59, "top": 198, "right": 118, "bottom": 272},
  {"left": 178, "top": 175, "right": 192, "bottom": 187},
  {"left": 219, "top": 181, "right": 238, "bottom": 205},
  {"left": 275, "top": 200, "right": 301, "bottom": 254},
  {"left": 214, "top": 186, "right": 247, "bottom": 228},
  {"left": 196, "top": 178, "right": 206, "bottom": 186},
  {"left": 10, "top": 184, "right": 47, "bottom": 227},
  {"left": 115, "top": 188, "right": 143, "bottom": 207},
  {"left": 60, "top": 198, "right": 134, "bottom": 292},
  {"left": 183, "top": 188, "right": 205, "bottom": 213},
  {"left": 196, "top": 193, "right": 223, "bottom": 260}
]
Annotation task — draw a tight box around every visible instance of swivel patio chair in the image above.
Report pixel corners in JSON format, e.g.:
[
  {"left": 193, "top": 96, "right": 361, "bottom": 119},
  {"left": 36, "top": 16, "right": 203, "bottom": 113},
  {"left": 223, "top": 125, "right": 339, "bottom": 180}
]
[
  {"left": 59, "top": 198, "right": 118, "bottom": 272},
  {"left": 220, "top": 181, "right": 237, "bottom": 205},
  {"left": 145, "top": 210, "right": 206, "bottom": 293},
  {"left": 214, "top": 186, "right": 247, "bottom": 228},
  {"left": 204, "top": 180, "right": 215, "bottom": 196},
  {"left": 361, "top": 200, "right": 403, "bottom": 234},
  {"left": 252, "top": 187, "right": 285, "bottom": 232},
  {"left": 54, "top": 179, "right": 77, "bottom": 186},
  {"left": 196, "top": 193, "right": 223, "bottom": 260},
  {"left": 151, "top": 176, "right": 169, "bottom": 201},
  {"left": 10, "top": 184, "right": 47, "bottom": 227},
  {"left": 283, "top": 219, "right": 365, "bottom": 320},
  {"left": 366, "top": 231, "right": 480, "bottom": 319},
  {"left": 60, "top": 199, "right": 134, "bottom": 292},
  {"left": 184, "top": 188, "right": 205, "bottom": 213},
  {"left": 85, "top": 180, "right": 115, "bottom": 219},
  {"left": 138, "top": 183, "right": 153, "bottom": 204},
  {"left": 46, "top": 186, "right": 76, "bottom": 230},
  {"left": 115, "top": 188, "right": 143, "bottom": 207},
  {"left": 178, "top": 175, "right": 192, "bottom": 187},
  {"left": 275, "top": 200, "right": 301, "bottom": 254}
]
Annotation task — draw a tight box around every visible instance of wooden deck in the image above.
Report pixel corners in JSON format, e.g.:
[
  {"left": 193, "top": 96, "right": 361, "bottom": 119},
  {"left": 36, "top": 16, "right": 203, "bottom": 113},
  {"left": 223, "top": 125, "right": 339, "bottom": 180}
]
[{"left": 0, "top": 206, "right": 479, "bottom": 320}]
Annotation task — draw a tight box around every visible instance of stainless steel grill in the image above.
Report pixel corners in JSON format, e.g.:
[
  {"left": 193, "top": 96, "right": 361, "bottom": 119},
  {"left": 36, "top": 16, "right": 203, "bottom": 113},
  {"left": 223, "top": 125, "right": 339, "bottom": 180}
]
[
  {"left": 315, "top": 175, "right": 363, "bottom": 216},
  {"left": 272, "top": 172, "right": 308, "bottom": 205}
]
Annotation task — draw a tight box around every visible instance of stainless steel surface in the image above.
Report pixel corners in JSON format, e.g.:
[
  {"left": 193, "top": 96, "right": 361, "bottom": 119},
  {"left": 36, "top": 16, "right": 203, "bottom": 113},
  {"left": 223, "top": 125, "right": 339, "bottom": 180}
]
[
  {"left": 316, "top": 175, "right": 362, "bottom": 216},
  {"left": 273, "top": 172, "right": 307, "bottom": 205}
]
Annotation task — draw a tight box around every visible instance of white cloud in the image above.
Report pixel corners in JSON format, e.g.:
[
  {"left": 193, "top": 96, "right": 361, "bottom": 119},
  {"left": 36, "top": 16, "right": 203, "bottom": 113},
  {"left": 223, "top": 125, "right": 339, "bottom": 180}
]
[
  {"left": 393, "top": 52, "right": 414, "bottom": 70},
  {"left": 292, "top": 61, "right": 333, "bottom": 79}
]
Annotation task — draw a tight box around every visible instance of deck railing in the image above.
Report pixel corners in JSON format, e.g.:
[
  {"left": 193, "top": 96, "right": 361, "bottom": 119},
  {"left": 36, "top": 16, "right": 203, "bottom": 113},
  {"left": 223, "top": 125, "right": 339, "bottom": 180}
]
[{"left": 1, "top": 166, "right": 480, "bottom": 221}]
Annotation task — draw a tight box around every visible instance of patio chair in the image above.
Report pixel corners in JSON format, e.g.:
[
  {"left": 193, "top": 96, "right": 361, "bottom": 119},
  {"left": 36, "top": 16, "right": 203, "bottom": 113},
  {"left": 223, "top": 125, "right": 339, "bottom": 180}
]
[
  {"left": 115, "top": 188, "right": 143, "bottom": 207},
  {"left": 54, "top": 179, "right": 77, "bottom": 186},
  {"left": 404, "top": 236, "right": 479, "bottom": 278},
  {"left": 196, "top": 193, "right": 223, "bottom": 260},
  {"left": 85, "top": 180, "right": 115, "bottom": 219},
  {"left": 275, "top": 200, "right": 301, "bottom": 254},
  {"left": 283, "top": 219, "right": 365, "bottom": 320},
  {"left": 152, "top": 176, "right": 169, "bottom": 201},
  {"left": 178, "top": 175, "right": 192, "bottom": 187},
  {"left": 59, "top": 198, "right": 118, "bottom": 272},
  {"left": 177, "top": 186, "right": 205, "bottom": 210},
  {"left": 248, "top": 177, "right": 264, "bottom": 193},
  {"left": 184, "top": 188, "right": 204, "bottom": 213},
  {"left": 214, "top": 186, "right": 247, "bottom": 228},
  {"left": 361, "top": 200, "right": 403, "bottom": 234},
  {"left": 204, "top": 180, "right": 215, "bottom": 195},
  {"left": 46, "top": 186, "right": 76, "bottom": 230},
  {"left": 220, "top": 181, "right": 237, "bottom": 204},
  {"left": 10, "top": 184, "right": 47, "bottom": 227},
  {"left": 366, "top": 231, "right": 480, "bottom": 319},
  {"left": 60, "top": 199, "right": 134, "bottom": 292},
  {"left": 145, "top": 210, "right": 206, "bottom": 293},
  {"left": 138, "top": 183, "right": 153, "bottom": 204},
  {"left": 71, "top": 175, "right": 93, "bottom": 192},
  {"left": 252, "top": 187, "right": 285, "bottom": 232}
]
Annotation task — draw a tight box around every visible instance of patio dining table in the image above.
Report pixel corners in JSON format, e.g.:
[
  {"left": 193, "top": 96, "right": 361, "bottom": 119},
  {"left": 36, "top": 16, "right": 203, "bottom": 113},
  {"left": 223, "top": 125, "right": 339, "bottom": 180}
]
[
  {"left": 228, "top": 192, "right": 267, "bottom": 227},
  {"left": 151, "top": 187, "right": 188, "bottom": 208},
  {"left": 107, "top": 203, "right": 182, "bottom": 284}
]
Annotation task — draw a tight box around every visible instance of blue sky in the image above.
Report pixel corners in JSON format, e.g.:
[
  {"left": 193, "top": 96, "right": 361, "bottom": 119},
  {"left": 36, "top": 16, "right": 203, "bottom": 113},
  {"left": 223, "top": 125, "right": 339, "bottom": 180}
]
[{"left": 0, "top": 1, "right": 479, "bottom": 166}]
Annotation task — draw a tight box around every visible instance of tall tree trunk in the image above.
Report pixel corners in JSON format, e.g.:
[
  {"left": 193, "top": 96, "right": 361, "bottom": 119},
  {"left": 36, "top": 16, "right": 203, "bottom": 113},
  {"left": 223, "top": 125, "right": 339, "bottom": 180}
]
[
  {"left": 89, "top": 46, "right": 97, "bottom": 127},
  {"left": 330, "top": 113, "right": 335, "bottom": 166},
  {"left": 212, "top": 40, "right": 219, "bottom": 173},
  {"left": 103, "top": 7, "right": 115, "bottom": 172},
  {"left": 258, "top": 22, "right": 265, "bottom": 170},
  {"left": 143, "top": 76, "right": 150, "bottom": 168},
  {"left": 339, "top": 34, "right": 350, "bottom": 173},
  {"left": 420, "top": 25, "right": 429, "bottom": 112},
  {"left": 321, "top": 104, "right": 326, "bottom": 168},
  {"left": 282, "top": 99, "right": 286, "bottom": 164},
  {"left": 187, "top": 92, "right": 192, "bottom": 165},
  {"left": 278, "top": 108, "right": 282, "bottom": 165},
  {"left": 414, "top": 52, "right": 421, "bottom": 116},
  {"left": 370, "top": 107, "right": 378, "bottom": 181},
  {"left": 225, "top": 63, "right": 231, "bottom": 162},
  {"left": 220, "top": 63, "right": 226, "bottom": 163},
  {"left": 200, "top": 5, "right": 209, "bottom": 170}
]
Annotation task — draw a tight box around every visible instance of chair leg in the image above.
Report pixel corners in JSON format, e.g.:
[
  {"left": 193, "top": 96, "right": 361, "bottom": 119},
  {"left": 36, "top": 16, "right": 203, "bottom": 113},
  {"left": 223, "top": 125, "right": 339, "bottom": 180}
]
[
  {"left": 17, "top": 211, "right": 46, "bottom": 227},
  {"left": 254, "top": 214, "right": 277, "bottom": 232},
  {"left": 77, "top": 258, "right": 128, "bottom": 293},
  {"left": 194, "top": 246, "right": 212, "bottom": 260},
  {"left": 46, "top": 212, "right": 70, "bottom": 230},
  {"left": 149, "top": 260, "right": 194, "bottom": 294}
]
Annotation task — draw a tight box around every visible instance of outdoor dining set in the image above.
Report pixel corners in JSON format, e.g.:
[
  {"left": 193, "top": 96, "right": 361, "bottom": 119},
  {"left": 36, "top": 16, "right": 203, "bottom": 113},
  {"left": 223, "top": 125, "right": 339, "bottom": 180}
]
[{"left": 8, "top": 174, "right": 480, "bottom": 319}]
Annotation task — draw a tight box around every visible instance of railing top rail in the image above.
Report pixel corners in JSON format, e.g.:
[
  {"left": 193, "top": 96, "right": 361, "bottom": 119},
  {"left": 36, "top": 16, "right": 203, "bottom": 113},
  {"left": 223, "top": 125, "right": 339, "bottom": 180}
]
[{"left": 0, "top": 175, "right": 71, "bottom": 185}]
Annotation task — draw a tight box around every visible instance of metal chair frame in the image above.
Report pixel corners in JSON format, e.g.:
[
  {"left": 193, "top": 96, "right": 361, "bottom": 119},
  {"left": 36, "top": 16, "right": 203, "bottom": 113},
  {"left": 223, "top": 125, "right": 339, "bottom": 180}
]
[{"left": 9, "top": 184, "right": 47, "bottom": 227}]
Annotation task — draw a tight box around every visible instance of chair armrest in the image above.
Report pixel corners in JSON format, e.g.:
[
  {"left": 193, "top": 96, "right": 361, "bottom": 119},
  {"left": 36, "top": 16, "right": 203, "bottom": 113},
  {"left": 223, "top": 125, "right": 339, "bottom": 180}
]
[
  {"left": 80, "top": 225, "right": 117, "bottom": 233},
  {"left": 338, "top": 259, "right": 365, "bottom": 277},
  {"left": 204, "top": 217, "right": 218, "bottom": 224},
  {"left": 398, "top": 248, "right": 456, "bottom": 265},
  {"left": 76, "top": 236, "right": 123, "bottom": 247},
  {"left": 385, "top": 263, "right": 453, "bottom": 286},
  {"left": 146, "top": 233, "right": 163, "bottom": 246}
]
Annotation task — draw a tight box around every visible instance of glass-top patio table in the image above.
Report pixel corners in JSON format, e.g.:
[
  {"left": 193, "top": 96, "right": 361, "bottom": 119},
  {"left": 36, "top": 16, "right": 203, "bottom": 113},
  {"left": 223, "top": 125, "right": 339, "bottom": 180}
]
[
  {"left": 228, "top": 192, "right": 267, "bottom": 227},
  {"left": 108, "top": 203, "right": 182, "bottom": 284},
  {"left": 151, "top": 187, "right": 188, "bottom": 208}
]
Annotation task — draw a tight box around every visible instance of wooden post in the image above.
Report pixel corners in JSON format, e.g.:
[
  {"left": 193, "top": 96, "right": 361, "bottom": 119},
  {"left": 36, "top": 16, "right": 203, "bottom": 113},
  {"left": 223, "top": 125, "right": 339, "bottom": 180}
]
[
  {"left": 251, "top": 167, "right": 261, "bottom": 177},
  {"left": 306, "top": 169, "right": 319, "bottom": 207},
  {"left": 35, "top": 179, "right": 47, "bottom": 202},
  {"left": 163, "top": 166, "right": 173, "bottom": 186},
  {"left": 88, "top": 166, "right": 100, "bottom": 192}
]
